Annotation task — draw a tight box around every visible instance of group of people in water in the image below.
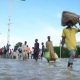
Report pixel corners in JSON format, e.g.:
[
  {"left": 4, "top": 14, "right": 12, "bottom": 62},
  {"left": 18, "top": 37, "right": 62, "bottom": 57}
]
[
  {"left": 16, "top": 36, "right": 58, "bottom": 62},
  {"left": 0, "top": 35, "right": 58, "bottom": 63},
  {"left": 0, "top": 20, "right": 80, "bottom": 69},
  {"left": 19, "top": 20, "right": 80, "bottom": 69}
]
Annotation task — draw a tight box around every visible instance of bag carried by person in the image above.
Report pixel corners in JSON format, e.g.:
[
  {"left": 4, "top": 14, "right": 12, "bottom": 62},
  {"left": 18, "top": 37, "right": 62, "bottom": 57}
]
[
  {"left": 44, "top": 51, "right": 50, "bottom": 61},
  {"left": 53, "top": 53, "right": 58, "bottom": 59},
  {"left": 61, "top": 11, "right": 79, "bottom": 26},
  {"left": 50, "top": 52, "right": 58, "bottom": 61}
]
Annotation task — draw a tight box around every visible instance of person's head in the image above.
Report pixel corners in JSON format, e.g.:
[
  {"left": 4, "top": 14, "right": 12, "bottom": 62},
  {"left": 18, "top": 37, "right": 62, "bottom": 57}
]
[
  {"left": 66, "top": 20, "right": 73, "bottom": 28},
  {"left": 32, "top": 47, "right": 34, "bottom": 49},
  {"left": 24, "top": 41, "right": 27, "bottom": 45},
  {"left": 35, "top": 39, "right": 38, "bottom": 42},
  {"left": 47, "top": 36, "right": 50, "bottom": 41},
  {"left": 41, "top": 42, "right": 44, "bottom": 45},
  {"left": 27, "top": 45, "right": 28, "bottom": 47}
]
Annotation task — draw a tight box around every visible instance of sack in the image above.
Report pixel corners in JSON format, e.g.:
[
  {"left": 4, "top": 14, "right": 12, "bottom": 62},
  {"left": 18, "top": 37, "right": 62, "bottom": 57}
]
[
  {"left": 61, "top": 11, "right": 79, "bottom": 26},
  {"left": 50, "top": 52, "right": 58, "bottom": 61},
  {"left": 44, "top": 51, "right": 50, "bottom": 61},
  {"left": 54, "top": 53, "right": 58, "bottom": 59}
]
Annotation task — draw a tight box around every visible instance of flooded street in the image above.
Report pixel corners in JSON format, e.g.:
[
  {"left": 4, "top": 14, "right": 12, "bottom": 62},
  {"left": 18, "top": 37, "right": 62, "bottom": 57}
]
[{"left": 0, "top": 58, "right": 80, "bottom": 80}]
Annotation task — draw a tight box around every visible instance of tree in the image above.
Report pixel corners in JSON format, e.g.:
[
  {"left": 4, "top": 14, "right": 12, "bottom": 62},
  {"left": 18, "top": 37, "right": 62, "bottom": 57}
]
[{"left": 14, "top": 42, "right": 22, "bottom": 51}]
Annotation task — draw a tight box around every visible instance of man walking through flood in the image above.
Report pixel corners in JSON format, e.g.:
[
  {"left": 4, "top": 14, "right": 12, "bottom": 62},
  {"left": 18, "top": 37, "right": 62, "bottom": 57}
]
[{"left": 61, "top": 20, "right": 80, "bottom": 68}]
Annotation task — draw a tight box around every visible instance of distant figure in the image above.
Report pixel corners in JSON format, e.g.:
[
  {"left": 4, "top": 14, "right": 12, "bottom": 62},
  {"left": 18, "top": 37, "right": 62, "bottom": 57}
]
[
  {"left": 31, "top": 47, "right": 34, "bottom": 59},
  {"left": 61, "top": 20, "right": 80, "bottom": 68},
  {"left": 26, "top": 45, "right": 30, "bottom": 59},
  {"left": 33, "top": 39, "right": 39, "bottom": 61},
  {"left": 41, "top": 42, "right": 45, "bottom": 60},
  {"left": 46, "top": 36, "right": 56, "bottom": 61},
  {"left": 22, "top": 41, "right": 28, "bottom": 60},
  {"left": 6, "top": 44, "right": 10, "bottom": 58},
  {"left": 18, "top": 43, "right": 22, "bottom": 59},
  {"left": 3, "top": 46, "right": 7, "bottom": 58},
  {"left": 0, "top": 48, "right": 3, "bottom": 57}
]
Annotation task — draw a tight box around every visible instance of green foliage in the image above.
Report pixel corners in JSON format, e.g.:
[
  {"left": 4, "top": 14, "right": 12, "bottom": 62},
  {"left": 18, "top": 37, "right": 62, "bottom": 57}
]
[
  {"left": 14, "top": 42, "right": 22, "bottom": 51},
  {"left": 44, "top": 48, "right": 48, "bottom": 52},
  {"left": 54, "top": 47, "right": 60, "bottom": 57},
  {"left": 54, "top": 46, "right": 80, "bottom": 58},
  {"left": 54, "top": 46, "right": 69, "bottom": 58},
  {"left": 76, "top": 46, "right": 80, "bottom": 56},
  {"left": 61, "top": 48, "right": 69, "bottom": 58}
]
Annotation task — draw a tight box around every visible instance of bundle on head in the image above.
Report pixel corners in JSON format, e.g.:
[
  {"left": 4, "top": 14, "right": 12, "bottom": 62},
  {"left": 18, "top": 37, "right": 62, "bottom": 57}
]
[{"left": 61, "top": 11, "right": 79, "bottom": 26}]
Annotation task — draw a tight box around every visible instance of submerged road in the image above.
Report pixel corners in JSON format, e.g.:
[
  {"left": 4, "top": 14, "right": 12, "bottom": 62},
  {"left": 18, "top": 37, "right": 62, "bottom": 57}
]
[{"left": 0, "top": 58, "right": 80, "bottom": 80}]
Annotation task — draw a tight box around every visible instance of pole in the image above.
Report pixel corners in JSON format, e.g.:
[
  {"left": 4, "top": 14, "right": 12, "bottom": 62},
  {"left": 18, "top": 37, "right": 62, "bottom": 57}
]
[
  {"left": 60, "top": 40, "right": 61, "bottom": 58},
  {"left": 7, "top": 0, "right": 13, "bottom": 45},
  {"left": 7, "top": 18, "right": 11, "bottom": 45},
  {"left": 7, "top": 0, "right": 26, "bottom": 45}
]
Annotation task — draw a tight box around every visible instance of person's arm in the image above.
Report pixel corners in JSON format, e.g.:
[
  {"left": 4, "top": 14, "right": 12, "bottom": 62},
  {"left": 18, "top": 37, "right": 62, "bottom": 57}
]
[
  {"left": 75, "top": 25, "right": 80, "bottom": 32},
  {"left": 78, "top": 29, "right": 80, "bottom": 32},
  {"left": 61, "top": 36, "right": 65, "bottom": 47},
  {"left": 61, "top": 29, "right": 65, "bottom": 47}
]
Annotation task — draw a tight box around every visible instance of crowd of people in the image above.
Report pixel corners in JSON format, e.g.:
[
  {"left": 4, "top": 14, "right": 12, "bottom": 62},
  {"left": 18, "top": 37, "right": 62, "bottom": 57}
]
[
  {"left": 0, "top": 36, "right": 58, "bottom": 63},
  {"left": 0, "top": 20, "right": 80, "bottom": 69}
]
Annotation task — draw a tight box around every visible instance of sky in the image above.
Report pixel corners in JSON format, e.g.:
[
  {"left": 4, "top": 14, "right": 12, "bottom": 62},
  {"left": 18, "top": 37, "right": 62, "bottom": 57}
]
[{"left": 0, "top": 0, "right": 80, "bottom": 48}]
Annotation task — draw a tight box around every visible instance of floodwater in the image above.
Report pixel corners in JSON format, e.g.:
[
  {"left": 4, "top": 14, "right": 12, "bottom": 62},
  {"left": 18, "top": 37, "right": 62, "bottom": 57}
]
[{"left": 0, "top": 58, "right": 80, "bottom": 80}]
